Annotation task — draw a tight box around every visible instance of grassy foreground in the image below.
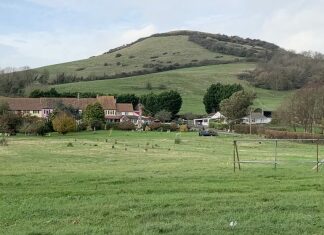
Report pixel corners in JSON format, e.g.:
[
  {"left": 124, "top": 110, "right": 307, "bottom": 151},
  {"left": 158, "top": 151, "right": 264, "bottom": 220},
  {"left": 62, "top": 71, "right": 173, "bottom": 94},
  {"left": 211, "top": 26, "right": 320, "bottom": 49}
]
[
  {"left": 0, "top": 131, "right": 323, "bottom": 234},
  {"left": 53, "top": 63, "right": 293, "bottom": 113}
]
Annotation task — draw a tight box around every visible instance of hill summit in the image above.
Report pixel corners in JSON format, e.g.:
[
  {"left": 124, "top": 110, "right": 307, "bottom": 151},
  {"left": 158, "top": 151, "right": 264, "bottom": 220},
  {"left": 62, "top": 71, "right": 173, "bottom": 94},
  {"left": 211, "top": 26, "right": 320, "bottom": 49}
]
[{"left": 37, "top": 30, "right": 280, "bottom": 84}]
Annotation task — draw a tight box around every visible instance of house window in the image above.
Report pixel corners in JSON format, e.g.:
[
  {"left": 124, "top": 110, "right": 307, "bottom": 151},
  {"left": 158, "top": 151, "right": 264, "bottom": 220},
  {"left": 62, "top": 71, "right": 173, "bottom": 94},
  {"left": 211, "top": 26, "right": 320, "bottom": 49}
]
[{"left": 33, "top": 110, "right": 39, "bottom": 114}]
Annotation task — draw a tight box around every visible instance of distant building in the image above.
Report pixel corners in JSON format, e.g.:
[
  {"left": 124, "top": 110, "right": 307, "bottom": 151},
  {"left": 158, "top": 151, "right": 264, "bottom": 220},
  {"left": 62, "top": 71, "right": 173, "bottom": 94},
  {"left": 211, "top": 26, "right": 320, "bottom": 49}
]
[
  {"left": 242, "top": 112, "right": 272, "bottom": 125},
  {"left": 0, "top": 96, "right": 139, "bottom": 123},
  {"left": 193, "top": 112, "right": 226, "bottom": 127}
]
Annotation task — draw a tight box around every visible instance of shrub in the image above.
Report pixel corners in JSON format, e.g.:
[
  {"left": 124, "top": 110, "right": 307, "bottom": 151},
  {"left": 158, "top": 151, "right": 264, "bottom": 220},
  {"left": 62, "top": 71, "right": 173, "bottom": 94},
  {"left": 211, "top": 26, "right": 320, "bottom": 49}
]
[
  {"left": 233, "top": 124, "right": 265, "bottom": 135},
  {"left": 170, "top": 123, "right": 178, "bottom": 132},
  {"left": 0, "top": 113, "right": 22, "bottom": 135},
  {"left": 209, "top": 122, "right": 228, "bottom": 130},
  {"left": 106, "top": 122, "right": 118, "bottom": 130},
  {"left": 52, "top": 112, "right": 76, "bottom": 135},
  {"left": 179, "top": 124, "right": 188, "bottom": 132},
  {"left": 175, "top": 133, "right": 181, "bottom": 144},
  {"left": 77, "top": 122, "right": 87, "bottom": 131},
  {"left": 145, "top": 82, "right": 153, "bottom": 90},
  {"left": 148, "top": 122, "right": 178, "bottom": 132},
  {"left": 67, "top": 142, "right": 73, "bottom": 147},
  {"left": 158, "top": 84, "right": 167, "bottom": 90},
  {"left": 149, "top": 122, "right": 162, "bottom": 131},
  {"left": 0, "top": 137, "right": 8, "bottom": 146},
  {"left": 117, "top": 121, "right": 135, "bottom": 131},
  {"left": 115, "top": 53, "right": 122, "bottom": 58},
  {"left": 155, "top": 110, "right": 171, "bottom": 122},
  {"left": 264, "top": 130, "right": 324, "bottom": 140},
  {"left": 28, "top": 119, "right": 50, "bottom": 136}
]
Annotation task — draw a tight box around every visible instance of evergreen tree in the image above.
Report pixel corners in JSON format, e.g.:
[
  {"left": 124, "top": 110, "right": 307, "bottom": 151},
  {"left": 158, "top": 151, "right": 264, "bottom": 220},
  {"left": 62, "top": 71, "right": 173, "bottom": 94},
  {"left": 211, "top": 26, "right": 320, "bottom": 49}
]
[
  {"left": 83, "top": 102, "right": 105, "bottom": 130},
  {"left": 203, "top": 83, "right": 243, "bottom": 113}
]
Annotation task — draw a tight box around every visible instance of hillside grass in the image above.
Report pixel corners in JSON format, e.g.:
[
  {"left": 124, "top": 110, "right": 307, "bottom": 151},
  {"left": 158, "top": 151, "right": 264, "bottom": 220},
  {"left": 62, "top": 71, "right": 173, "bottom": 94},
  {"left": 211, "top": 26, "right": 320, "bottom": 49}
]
[
  {"left": 1, "top": 131, "right": 323, "bottom": 234},
  {"left": 39, "top": 35, "right": 239, "bottom": 80},
  {"left": 53, "top": 63, "right": 293, "bottom": 113}
]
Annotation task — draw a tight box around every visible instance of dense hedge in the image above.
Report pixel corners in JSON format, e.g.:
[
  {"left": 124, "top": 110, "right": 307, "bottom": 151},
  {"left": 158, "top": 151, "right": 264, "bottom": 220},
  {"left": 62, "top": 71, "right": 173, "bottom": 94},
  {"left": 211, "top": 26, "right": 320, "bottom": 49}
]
[
  {"left": 209, "top": 122, "right": 228, "bottom": 130},
  {"left": 233, "top": 124, "right": 265, "bottom": 135},
  {"left": 50, "top": 59, "right": 238, "bottom": 85},
  {"left": 148, "top": 122, "right": 178, "bottom": 132},
  {"left": 117, "top": 121, "right": 136, "bottom": 131},
  {"left": 264, "top": 130, "right": 324, "bottom": 140}
]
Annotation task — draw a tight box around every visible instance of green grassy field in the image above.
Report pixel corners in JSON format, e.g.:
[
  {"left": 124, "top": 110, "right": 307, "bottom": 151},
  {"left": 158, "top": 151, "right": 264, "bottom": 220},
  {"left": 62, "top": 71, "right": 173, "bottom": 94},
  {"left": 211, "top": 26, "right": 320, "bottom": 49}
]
[
  {"left": 53, "top": 63, "right": 293, "bottom": 114},
  {"left": 1, "top": 131, "right": 323, "bottom": 234},
  {"left": 39, "top": 35, "right": 239, "bottom": 81}
]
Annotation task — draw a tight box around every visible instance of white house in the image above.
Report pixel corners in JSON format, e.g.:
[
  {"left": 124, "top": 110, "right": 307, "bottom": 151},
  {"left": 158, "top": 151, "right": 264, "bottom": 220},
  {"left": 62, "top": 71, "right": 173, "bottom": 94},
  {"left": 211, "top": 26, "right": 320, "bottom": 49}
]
[
  {"left": 194, "top": 112, "right": 226, "bottom": 127},
  {"left": 242, "top": 112, "right": 272, "bottom": 125}
]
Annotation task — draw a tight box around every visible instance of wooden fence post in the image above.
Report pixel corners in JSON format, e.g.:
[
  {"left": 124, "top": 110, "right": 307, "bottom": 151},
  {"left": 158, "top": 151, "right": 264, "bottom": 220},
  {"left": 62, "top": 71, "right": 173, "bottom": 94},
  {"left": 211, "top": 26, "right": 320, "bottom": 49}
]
[
  {"left": 235, "top": 141, "right": 241, "bottom": 170},
  {"left": 274, "top": 140, "right": 278, "bottom": 170},
  {"left": 233, "top": 140, "right": 236, "bottom": 172},
  {"left": 317, "top": 140, "right": 319, "bottom": 173}
]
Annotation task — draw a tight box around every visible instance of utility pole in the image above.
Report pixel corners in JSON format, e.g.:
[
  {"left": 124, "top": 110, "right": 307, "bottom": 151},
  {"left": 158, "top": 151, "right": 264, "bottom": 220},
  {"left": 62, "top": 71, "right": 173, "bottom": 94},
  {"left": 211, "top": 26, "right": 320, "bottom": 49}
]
[{"left": 249, "top": 109, "right": 252, "bottom": 135}]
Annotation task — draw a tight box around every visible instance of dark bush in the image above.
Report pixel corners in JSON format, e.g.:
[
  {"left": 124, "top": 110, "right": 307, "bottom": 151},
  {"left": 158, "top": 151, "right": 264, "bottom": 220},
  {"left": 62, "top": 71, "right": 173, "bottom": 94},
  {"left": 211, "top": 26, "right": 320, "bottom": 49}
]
[
  {"left": 77, "top": 122, "right": 87, "bottom": 131},
  {"left": 264, "top": 130, "right": 324, "bottom": 140},
  {"left": 149, "top": 122, "right": 162, "bottom": 131},
  {"left": 148, "top": 122, "right": 178, "bottom": 132},
  {"left": 117, "top": 121, "right": 135, "bottom": 131},
  {"left": 106, "top": 122, "right": 118, "bottom": 130},
  {"left": 115, "top": 53, "right": 122, "bottom": 58},
  {"left": 233, "top": 124, "right": 265, "bottom": 135},
  {"left": 0, "top": 137, "right": 8, "bottom": 146},
  {"left": 209, "top": 122, "right": 228, "bottom": 130}
]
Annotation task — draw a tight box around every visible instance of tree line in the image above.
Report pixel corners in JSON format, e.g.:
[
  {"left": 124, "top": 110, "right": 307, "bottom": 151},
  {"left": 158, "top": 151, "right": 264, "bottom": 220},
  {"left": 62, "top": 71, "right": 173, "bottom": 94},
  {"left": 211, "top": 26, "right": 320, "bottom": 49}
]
[
  {"left": 202, "top": 83, "right": 255, "bottom": 125},
  {"left": 274, "top": 82, "right": 324, "bottom": 133},
  {"left": 239, "top": 51, "right": 324, "bottom": 90},
  {"left": 0, "top": 90, "right": 183, "bottom": 135}
]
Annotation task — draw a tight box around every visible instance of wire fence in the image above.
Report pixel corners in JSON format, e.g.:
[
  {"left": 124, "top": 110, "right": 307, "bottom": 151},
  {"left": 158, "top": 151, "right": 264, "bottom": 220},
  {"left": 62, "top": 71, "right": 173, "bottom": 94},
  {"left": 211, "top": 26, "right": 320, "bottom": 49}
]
[{"left": 233, "top": 139, "right": 324, "bottom": 172}]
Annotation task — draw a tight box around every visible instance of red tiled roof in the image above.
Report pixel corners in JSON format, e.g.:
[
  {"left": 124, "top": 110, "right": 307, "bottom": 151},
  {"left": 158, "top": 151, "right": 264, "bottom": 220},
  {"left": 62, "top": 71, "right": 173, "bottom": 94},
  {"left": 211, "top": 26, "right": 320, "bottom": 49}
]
[
  {"left": 0, "top": 97, "right": 97, "bottom": 110},
  {"left": 97, "top": 96, "right": 116, "bottom": 110},
  {"left": 117, "top": 103, "right": 134, "bottom": 112},
  {"left": 0, "top": 96, "right": 131, "bottom": 112}
]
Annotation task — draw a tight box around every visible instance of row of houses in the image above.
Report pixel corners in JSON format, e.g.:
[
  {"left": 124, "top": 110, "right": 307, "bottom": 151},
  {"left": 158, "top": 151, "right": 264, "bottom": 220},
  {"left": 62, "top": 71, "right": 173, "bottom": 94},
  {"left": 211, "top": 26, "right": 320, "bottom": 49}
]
[
  {"left": 0, "top": 96, "right": 151, "bottom": 125},
  {"left": 1, "top": 96, "right": 272, "bottom": 127},
  {"left": 193, "top": 111, "right": 272, "bottom": 127}
]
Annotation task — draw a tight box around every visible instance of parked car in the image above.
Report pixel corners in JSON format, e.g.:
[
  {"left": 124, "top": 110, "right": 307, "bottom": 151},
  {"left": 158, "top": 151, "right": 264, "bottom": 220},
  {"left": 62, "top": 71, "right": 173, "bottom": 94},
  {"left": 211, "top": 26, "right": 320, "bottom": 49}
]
[{"left": 198, "top": 129, "right": 218, "bottom": 136}]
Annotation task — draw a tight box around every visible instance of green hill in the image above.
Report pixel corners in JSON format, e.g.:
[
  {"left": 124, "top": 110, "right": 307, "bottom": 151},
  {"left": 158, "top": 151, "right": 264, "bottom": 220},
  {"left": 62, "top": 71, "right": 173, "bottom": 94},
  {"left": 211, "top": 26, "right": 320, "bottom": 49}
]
[
  {"left": 0, "top": 31, "right": 281, "bottom": 96},
  {"left": 39, "top": 35, "right": 240, "bottom": 82},
  {"left": 53, "top": 63, "right": 292, "bottom": 114},
  {"left": 36, "top": 30, "right": 279, "bottom": 84},
  {"left": 1, "top": 30, "right": 290, "bottom": 112}
]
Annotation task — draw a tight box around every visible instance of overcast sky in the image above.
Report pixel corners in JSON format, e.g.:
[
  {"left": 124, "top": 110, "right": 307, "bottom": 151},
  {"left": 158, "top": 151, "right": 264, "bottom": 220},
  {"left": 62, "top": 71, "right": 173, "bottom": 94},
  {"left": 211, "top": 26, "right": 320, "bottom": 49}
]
[{"left": 1, "top": 0, "right": 323, "bottom": 68}]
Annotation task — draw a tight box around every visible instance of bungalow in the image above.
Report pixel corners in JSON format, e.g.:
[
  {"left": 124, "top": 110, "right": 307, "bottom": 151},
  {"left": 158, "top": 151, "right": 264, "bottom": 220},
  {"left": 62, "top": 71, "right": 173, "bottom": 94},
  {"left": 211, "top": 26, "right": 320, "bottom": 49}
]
[
  {"left": 242, "top": 112, "right": 272, "bottom": 125},
  {"left": 0, "top": 96, "right": 138, "bottom": 123},
  {"left": 193, "top": 112, "right": 226, "bottom": 127}
]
